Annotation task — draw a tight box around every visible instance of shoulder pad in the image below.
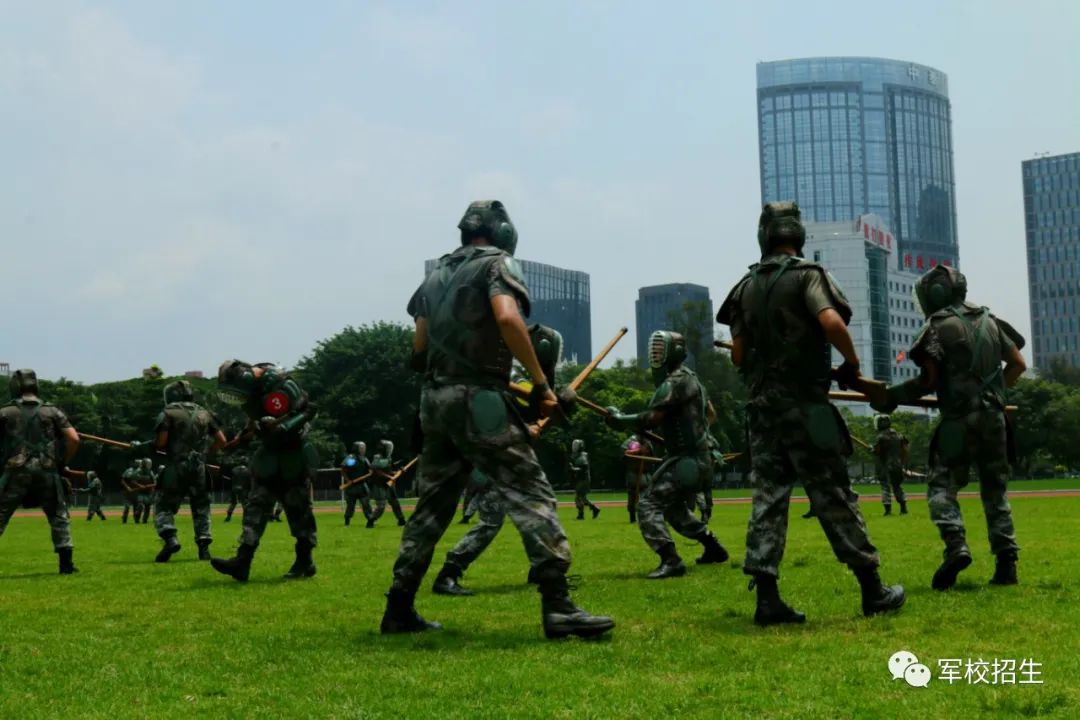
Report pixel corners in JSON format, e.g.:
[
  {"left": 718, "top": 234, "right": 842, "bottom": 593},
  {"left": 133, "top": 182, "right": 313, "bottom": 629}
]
[
  {"left": 717, "top": 275, "right": 752, "bottom": 325},
  {"left": 992, "top": 314, "right": 1026, "bottom": 350},
  {"left": 802, "top": 262, "right": 852, "bottom": 324},
  {"left": 490, "top": 253, "right": 531, "bottom": 317}
]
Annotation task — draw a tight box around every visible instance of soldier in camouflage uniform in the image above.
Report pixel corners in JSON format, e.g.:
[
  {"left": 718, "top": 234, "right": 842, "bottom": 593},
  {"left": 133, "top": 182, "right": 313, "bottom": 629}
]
[
  {"left": 120, "top": 459, "right": 141, "bottom": 524},
  {"left": 0, "top": 369, "right": 80, "bottom": 573},
  {"left": 210, "top": 360, "right": 320, "bottom": 582},
  {"left": 431, "top": 469, "right": 510, "bottom": 596},
  {"left": 135, "top": 459, "right": 156, "bottom": 524},
  {"left": 622, "top": 434, "right": 651, "bottom": 523},
  {"left": 606, "top": 331, "right": 730, "bottom": 579},
  {"left": 367, "top": 440, "right": 407, "bottom": 528},
  {"left": 82, "top": 470, "right": 106, "bottom": 521},
  {"left": 135, "top": 380, "right": 226, "bottom": 562},
  {"left": 224, "top": 451, "right": 252, "bottom": 522},
  {"left": 717, "top": 202, "right": 904, "bottom": 625},
  {"left": 382, "top": 199, "right": 613, "bottom": 639},
  {"left": 873, "top": 415, "right": 909, "bottom": 516},
  {"left": 569, "top": 439, "right": 599, "bottom": 520},
  {"left": 872, "top": 265, "right": 1027, "bottom": 589},
  {"left": 339, "top": 441, "right": 372, "bottom": 527}
]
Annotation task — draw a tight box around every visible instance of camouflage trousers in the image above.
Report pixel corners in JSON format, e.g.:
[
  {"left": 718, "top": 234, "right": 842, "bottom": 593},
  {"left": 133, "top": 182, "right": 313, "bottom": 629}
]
[
  {"left": 390, "top": 383, "right": 571, "bottom": 594},
  {"left": 744, "top": 403, "right": 879, "bottom": 577},
  {"left": 445, "top": 489, "right": 506, "bottom": 573},
  {"left": 154, "top": 466, "right": 212, "bottom": 544},
  {"left": 572, "top": 468, "right": 597, "bottom": 514},
  {"left": 927, "top": 410, "right": 1017, "bottom": 556},
  {"left": 343, "top": 486, "right": 369, "bottom": 524},
  {"left": 0, "top": 469, "right": 72, "bottom": 550},
  {"left": 238, "top": 443, "right": 318, "bottom": 549},
  {"left": 877, "top": 463, "right": 906, "bottom": 506},
  {"left": 86, "top": 496, "right": 106, "bottom": 520},
  {"left": 693, "top": 486, "right": 713, "bottom": 522},
  {"left": 226, "top": 488, "right": 248, "bottom": 518},
  {"left": 625, "top": 466, "right": 645, "bottom": 517},
  {"left": 368, "top": 482, "right": 406, "bottom": 524},
  {"left": 638, "top": 454, "right": 712, "bottom": 558}
]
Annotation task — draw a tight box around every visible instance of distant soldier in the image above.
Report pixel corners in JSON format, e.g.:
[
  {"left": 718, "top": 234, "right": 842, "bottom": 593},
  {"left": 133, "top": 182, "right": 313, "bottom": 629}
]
[
  {"left": 873, "top": 265, "right": 1027, "bottom": 589},
  {"left": 83, "top": 470, "right": 106, "bottom": 521},
  {"left": 211, "top": 360, "right": 320, "bottom": 582},
  {"left": 569, "top": 439, "right": 599, "bottom": 520},
  {"left": 606, "top": 331, "right": 730, "bottom": 579},
  {"left": 383, "top": 199, "right": 612, "bottom": 639},
  {"left": 367, "top": 440, "right": 406, "bottom": 528},
  {"left": 134, "top": 459, "right": 156, "bottom": 524},
  {"left": 432, "top": 470, "right": 510, "bottom": 596},
  {"left": 224, "top": 452, "right": 252, "bottom": 522},
  {"left": 0, "top": 369, "right": 81, "bottom": 574},
  {"left": 622, "top": 434, "right": 651, "bottom": 524},
  {"left": 873, "top": 415, "right": 909, "bottom": 516},
  {"left": 718, "top": 201, "right": 904, "bottom": 625},
  {"left": 340, "top": 441, "right": 372, "bottom": 527},
  {"left": 135, "top": 380, "right": 226, "bottom": 562},
  {"left": 120, "top": 459, "right": 141, "bottom": 524}
]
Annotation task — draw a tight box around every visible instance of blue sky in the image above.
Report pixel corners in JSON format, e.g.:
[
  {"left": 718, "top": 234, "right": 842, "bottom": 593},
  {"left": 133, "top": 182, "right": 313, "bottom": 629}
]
[{"left": 2, "top": 0, "right": 1077, "bottom": 382}]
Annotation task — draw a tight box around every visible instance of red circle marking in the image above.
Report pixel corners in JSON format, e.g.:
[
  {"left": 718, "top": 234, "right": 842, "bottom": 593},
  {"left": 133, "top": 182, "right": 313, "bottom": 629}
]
[{"left": 263, "top": 391, "right": 290, "bottom": 417}]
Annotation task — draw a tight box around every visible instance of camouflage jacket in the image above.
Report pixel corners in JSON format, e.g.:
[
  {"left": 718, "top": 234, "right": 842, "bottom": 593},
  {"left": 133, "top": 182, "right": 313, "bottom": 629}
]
[{"left": 0, "top": 397, "right": 72, "bottom": 472}]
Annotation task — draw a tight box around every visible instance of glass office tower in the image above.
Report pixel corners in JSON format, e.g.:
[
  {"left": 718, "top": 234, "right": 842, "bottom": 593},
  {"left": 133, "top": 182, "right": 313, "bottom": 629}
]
[
  {"left": 758, "top": 57, "right": 959, "bottom": 270},
  {"left": 1023, "top": 151, "right": 1080, "bottom": 369},
  {"left": 634, "top": 284, "right": 713, "bottom": 368}
]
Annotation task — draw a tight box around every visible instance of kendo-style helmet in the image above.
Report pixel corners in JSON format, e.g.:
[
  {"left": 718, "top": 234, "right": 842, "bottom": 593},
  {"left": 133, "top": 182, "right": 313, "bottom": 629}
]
[
  {"left": 163, "top": 379, "right": 195, "bottom": 404},
  {"left": 458, "top": 200, "right": 518, "bottom": 255},
  {"left": 648, "top": 331, "right": 688, "bottom": 373},
  {"left": 354, "top": 441, "right": 367, "bottom": 456},
  {"left": 914, "top": 265, "right": 967, "bottom": 316},
  {"left": 875, "top": 414, "right": 892, "bottom": 431},
  {"left": 380, "top": 439, "right": 394, "bottom": 459},
  {"left": 217, "top": 359, "right": 256, "bottom": 406},
  {"left": 571, "top": 439, "right": 585, "bottom": 454},
  {"left": 757, "top": 201, "right": 806, "bottom": 257},
  {"left": 9, "top": 368, "right": 39, "bottom": 397}
]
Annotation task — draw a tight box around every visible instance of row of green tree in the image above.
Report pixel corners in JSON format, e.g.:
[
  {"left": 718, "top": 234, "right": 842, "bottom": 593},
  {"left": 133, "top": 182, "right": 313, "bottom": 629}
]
[{"left": 26, "top": 318, "right": 1080, "bottom": 493}]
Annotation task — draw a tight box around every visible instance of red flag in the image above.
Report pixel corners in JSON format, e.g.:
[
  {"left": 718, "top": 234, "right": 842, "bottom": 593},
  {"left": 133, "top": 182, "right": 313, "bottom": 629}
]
[{"left": 895, "top": 350, "right": 906, "bottom": 364}]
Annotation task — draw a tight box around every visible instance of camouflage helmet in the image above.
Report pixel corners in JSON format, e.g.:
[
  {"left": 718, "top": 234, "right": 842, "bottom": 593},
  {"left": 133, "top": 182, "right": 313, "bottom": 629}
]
[
  {"left": 528, "top": 324, "right": 564, "bottom": 386},
  {"left": 141, "top": 458, "right": 154, "bottom": 471},
  {"left": 875, "top": 414, "right": 892, "bottom": 431},
  {"left": 914, "top": 265, "right": 967, "bottom": 316},
  {"left": 458, "top": 200, "right": 518, "bottom": 255},
  {"left": 353, "top": 441, "right": 367, "bottom": 456},
  {"left": 380, "top": 439, "right": 394, "bottom": 459},
  {"left": 571, "top": 438, "right": 585, "bottom": 455},
  {"left": 757, "top": 202, "right": 805, "bottom": 257},
  {"left": 8, "top": 368, "right": 39, "bottom": 397},
  {"left": 217, "top": 359, "right": 256, "bottom": 406},
  {"left": 648, "top": 331, "right": 687, "bottom": 372},
  {"left": 163, "top": 379, "right": 195, "bottom": 404}
]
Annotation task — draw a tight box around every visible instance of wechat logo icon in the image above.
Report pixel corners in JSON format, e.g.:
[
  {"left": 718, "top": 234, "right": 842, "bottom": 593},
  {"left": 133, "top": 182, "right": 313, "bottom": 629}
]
[{"left": 889, "top": 650, "right": 932, "bottom": 688}]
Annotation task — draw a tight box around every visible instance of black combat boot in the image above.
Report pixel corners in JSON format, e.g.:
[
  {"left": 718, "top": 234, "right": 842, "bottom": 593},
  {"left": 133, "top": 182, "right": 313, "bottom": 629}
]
[
  {"left": 628, "top": 510, "right": 636, "bottom": 524},
  {"left": 397, "top": 516, "right": 406, "bottom": 527},
  {"left": 751, "top": 574, "right": 805, "bottom": 626},
  {"left": 899, "top": 499, "right": 908, "bottom": 515},
  {"left": 225, "top": 511, "right": 233, "bottom": 523},
  {"left": 283, "top": 540, "right": 317, "bottom": 579},
  {"left": 932, "top": 535, "right": 972, "bottom": 591},
  {"left": 591, "top": 506, "right": 601, "bottom": 519},
  {"left": 365, "top": 517, "right": 376, "bottom": 529},
  {"left": 459, "top": 514, "right": 471, "bottom": 525},
  {"left": 539, "top": 576, "right": 615, "bottom": 640},
  {"left": 883, "top": 503, "right": 893, "bottom": 516},
  {"left": 432, "top": 564, "right": 474, "bottom": 596},
  {"left": 695, "top": 533, "right": 730, "bottom": 565},
  {"left": 855, "top": 566, "right": 906, "bottom": 616},
  {"left": 647, "top": 547, "right": 687, "bottom": 579},
  {"left": 380, "top": 588, "right": 442, "bottom": 634},
  {"left": 196, "top": 539, "right": 212, "bottom": 561},
  {"left": 58, "top": 547, "right": 79, "bottom": 575},
  {"left": 210, "top": 543, "right": 255, "bottom": 582},
  {"left": 155, "top": 534, "right": 182, "bottom": 563},
  {"left": 526, "top": 565, "right": 540, "bottom": 585},
  {"left": 344, "top": 514, "right": 351, "bottom": 527},
  {"left": 575, "top": 510, "right": 585, "bottom": 520},
  {"left": 801, "top": 506, "right": 816, "bottom": 519},
  {"left": 989, "top": 551, "right": 1018, "bottom": 586}
]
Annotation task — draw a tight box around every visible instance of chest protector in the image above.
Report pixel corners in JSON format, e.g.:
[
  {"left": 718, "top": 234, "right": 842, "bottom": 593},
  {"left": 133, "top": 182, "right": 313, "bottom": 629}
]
[
  {"left": 656, "top": 367, "right": 710, "bottom": 456},
  {"left": 877, "top": 430, "right": 904, "bottom": 462},
  {"left": 164, "top": 402, "right": 213, "bottom": 468},
  {"left": 2, "top": 400, "right": 59, "bottom": 471},
  {"left": 422, "top": 247, "right": 528, "bottom": 384}
]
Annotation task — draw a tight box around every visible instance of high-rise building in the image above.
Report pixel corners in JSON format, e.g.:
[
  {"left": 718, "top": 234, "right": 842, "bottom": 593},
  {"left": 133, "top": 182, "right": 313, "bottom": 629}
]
[
  {"left": 423, "top": 257, "right": 592, "bottom": 363},
  {"left": 757, "top": 57, "right": 959, "bottom": 271},
  {"left": 634, "top": 284, "right": 713, "bottom": 368},
  {"left": 804, "top": 214, "right": 923, "bottom": 392},
  {"left": 1023, "top": 151, "right": 1080, "bottom": 369}
]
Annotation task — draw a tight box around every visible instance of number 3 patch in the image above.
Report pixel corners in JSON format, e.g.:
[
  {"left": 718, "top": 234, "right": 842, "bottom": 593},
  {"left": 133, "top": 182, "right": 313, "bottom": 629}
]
[{"left": 263, "top": 391, "right": 290, "bottom": 417}]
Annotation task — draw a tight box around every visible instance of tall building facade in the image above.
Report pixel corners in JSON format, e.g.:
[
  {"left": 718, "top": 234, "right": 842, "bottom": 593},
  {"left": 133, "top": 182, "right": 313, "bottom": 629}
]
[
  {"left": 634, "top": 284, "right": 713, "bottom": 368},
  {"left": 1023, "top": 151, "right": 1080, "bottom": 369},
  {"left": 804, "top": 214, "right": 923, "bottom": 392},
  {"left": 757, "top": 57, "right": 959, "bottom": 271},
  {"left": 423, "top": 257, "right": 592, "bottom": 363}
]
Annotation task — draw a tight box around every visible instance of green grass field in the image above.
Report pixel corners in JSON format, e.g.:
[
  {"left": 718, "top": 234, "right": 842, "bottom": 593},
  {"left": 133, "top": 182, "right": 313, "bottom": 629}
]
[{"left": 1, "top": 492, "right": 1078, "bottom": 719}]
